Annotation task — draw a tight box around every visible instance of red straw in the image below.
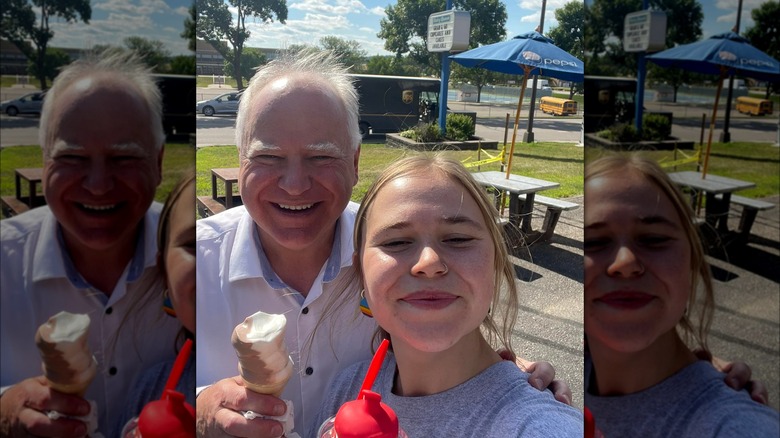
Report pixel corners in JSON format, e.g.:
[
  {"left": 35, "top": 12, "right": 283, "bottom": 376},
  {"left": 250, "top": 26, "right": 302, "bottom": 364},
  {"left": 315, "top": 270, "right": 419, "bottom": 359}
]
[
  {"left": 162, "top": 339, "right": 193, "bottom": 397},
  {"left": 356, "top": 339, "right": 390, "bottom": 399}
]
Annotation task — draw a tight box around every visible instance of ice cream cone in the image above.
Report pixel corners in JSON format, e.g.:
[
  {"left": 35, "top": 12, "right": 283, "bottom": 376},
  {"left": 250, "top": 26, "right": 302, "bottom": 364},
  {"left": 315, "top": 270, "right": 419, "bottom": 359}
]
[
  {"left": 35, "top": 311, "right": 97, "bottom": 397},
  {"left": 231, "top": 311, "right": 293, "bottom": 397}
]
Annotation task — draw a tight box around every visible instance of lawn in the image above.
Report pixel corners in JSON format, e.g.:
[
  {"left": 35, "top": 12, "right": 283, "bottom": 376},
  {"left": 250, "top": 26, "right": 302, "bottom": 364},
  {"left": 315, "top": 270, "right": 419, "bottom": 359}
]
[
  {"left": 584, "top": 142, "right": 780, "bottom": 199},
  {"left": 1, "top": 144, "right": 195, "bottom": 218},
  {"left": 196, "top": 142, "right": 585, "bottom": 205}
]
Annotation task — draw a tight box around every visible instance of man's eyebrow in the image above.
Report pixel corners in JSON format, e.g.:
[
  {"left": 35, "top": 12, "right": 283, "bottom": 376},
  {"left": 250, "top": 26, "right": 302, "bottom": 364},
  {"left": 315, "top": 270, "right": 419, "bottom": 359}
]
[
  {"left": 50, "top": 141, "right": 84, "bottom": 154},
  {"left": 245, "top": 140, "right": 280, "bottom": 154},
  {"left": 49, "top": 142, "right": 147, "bottom": 155}
]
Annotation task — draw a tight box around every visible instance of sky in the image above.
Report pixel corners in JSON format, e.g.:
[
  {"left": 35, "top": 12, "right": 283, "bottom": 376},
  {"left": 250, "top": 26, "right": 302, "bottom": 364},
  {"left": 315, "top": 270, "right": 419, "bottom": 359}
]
[
  {"left": 240, "top": 0, "right": 766, "bottom": 56},
  {"left": 47, "top": 0, "right": 191, "bottom": 55},
  {"left": 41, "top": 0, "right": 767, "bottom": 57}
]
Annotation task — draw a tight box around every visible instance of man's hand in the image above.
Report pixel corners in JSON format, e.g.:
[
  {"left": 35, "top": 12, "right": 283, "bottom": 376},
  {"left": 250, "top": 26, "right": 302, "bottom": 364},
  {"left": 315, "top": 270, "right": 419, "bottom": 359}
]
[
  {"left": 196, "top": 376, "right": 288, "bottom": 437},
  {"left": 694, "top": 349, "right": 769, "bottom": 405},
  {"left": 498, "top": 350, "right": 573, "bottom": 406},
  {"left": 0, "top": 376, "right": 90, "bottom": 438}
]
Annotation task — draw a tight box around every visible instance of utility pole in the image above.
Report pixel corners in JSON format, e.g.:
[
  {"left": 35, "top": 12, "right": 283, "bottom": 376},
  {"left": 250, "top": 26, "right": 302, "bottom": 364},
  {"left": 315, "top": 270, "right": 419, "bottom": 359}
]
[
  {"left": 720, "top": 0, "right": 743, "bottom": 143},
  {"left": 523, "top": 0, "right": 546, "bottom": 143}
]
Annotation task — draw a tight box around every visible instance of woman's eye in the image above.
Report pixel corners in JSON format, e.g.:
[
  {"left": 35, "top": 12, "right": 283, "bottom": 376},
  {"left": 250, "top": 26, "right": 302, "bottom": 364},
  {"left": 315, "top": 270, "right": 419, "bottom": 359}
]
[
  {"left": 640, "top": 235, "right": 673, "bottom": 246},
  {"left": 584, "top": 238, "right": 609, "bottom": 251},
  {"left": 445, "top": 236, "right": 474, "bottom": 244}
]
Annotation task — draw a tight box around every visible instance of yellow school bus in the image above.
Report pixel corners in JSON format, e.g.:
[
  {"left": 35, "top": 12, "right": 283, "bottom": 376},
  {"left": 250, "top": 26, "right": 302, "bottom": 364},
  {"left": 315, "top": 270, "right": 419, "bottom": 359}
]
[
  {"left": 736, "top": 96, "right": 773, "bottom": 116},
  {"left": 540, "top": 96, "right": 578, "bottom": 116}
]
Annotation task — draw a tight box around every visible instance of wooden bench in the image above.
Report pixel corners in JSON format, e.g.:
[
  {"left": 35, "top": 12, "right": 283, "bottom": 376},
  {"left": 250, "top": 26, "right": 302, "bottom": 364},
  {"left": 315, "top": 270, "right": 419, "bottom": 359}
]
[
  {"left": 1, "top": 196, "right": 31, "bottom": 217},
  {"left": 197, "top": 195, "right": 226, "bottom": 218},
  {"left": 517, "top": 194, "right": 580, "bottom": 242},
  {"left": 717, "top": 194, "right": 776, "bottom": 239}
]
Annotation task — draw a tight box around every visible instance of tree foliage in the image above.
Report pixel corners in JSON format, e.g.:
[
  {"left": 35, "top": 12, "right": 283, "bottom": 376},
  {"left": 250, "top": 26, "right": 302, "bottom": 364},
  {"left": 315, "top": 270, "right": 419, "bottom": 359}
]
[
  {"left": 26, "top": 47, "right": 70, "bottom": 84},
  {"left": 585, "top": 0, "right": 702, "bottom": 76},
  {"left": 364, "top": 55, "right": 426, "bottom": 76},
  {"left": 125, "top": 36, "right": 171, "bottom": 72},
  {"left": 283, "top": 37, "right": 368, "bottom": 73},
  {"left": 744, "top": 1, "right": 779, "bottom": 96},
  {"left": 197, "top": 0, "right": 287, "bottom": 89},
  {"left": 182, "top": 3, "right": 197, "bottom": 52},
  {"left": 1, "top": 0, "right": 91, "bottom": 89},
  {"left": 377, "top": 0, "right": 507, "bottom": 75},
  {"left": 318, "top": 36, "right": 368, "bottom": 71},
  {"left": 223, "top": 47, "right": 268, "bottom": 82},
  {"left": 547, "top": 1, "right": 585, "bottom": 97}
]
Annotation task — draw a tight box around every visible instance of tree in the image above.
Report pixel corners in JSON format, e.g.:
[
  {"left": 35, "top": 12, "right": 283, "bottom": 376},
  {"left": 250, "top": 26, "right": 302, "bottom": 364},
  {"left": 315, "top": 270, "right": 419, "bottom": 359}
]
[
  {"left": 170, "top": 55, "right": 196, "bottom": 75},
  {"left": 744, "top": 1, "right": 779, "bottom": 96},
  {"left": 449, "top": 64, "right": 498, "bottom": 102},
  {"left": 124, "top": 37, "right": 171, "bottom": 72},
  {"left": 378, "top": 0, "right": 507, "bottom": 75},
  {"left": 182, "top": 3, "right": 197, "bottom": 52},
  {"left": 224, "top": 47, "right": 268, "bottom": 82},
  {"left": 547, "top": 1, "right": 585, "bottom": 98},
  {"left": 585, "top": 0, "right": 702, "bottom": 77},
  {"left": 27, "top": 47, "right": 70, "bottom": 84},
  {"left": 364, "top": 55, "right": 426, "bottom": 76},
  {"left": 197, "top": 0, "right": 287, "bottom": 90},
  {"left": 1, "top": 0, "right": 91, "bottom": 89},
  {"left": 318, "top": 36, "right": 368, "bottom": 72}
]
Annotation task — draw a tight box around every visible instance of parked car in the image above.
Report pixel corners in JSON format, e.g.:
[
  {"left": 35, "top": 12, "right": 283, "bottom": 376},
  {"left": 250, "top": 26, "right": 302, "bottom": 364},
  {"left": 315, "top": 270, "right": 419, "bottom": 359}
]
[
  {"left": 196, "top": 91, "right": 242, "bottom": 116},
  {"left": 1, "top": 92, "right": 46, "bottom": 116}
]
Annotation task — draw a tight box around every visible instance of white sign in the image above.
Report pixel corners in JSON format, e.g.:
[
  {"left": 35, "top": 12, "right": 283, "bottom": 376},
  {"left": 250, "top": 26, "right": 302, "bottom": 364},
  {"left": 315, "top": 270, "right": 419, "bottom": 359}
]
[
  {"left": 623, "top": 10, "right": 667, "bottom": 52},
  {"left": 427, "top": 10, "right": 470, "bottom": 52}
]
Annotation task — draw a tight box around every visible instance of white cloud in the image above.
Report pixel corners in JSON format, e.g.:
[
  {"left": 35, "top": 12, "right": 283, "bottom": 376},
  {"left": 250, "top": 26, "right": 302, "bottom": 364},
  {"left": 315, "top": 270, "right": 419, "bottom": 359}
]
[
  {"left": 93, "top": 0, "right": 173, "bottom": 16},
  {"left": 290, "top": 0, "right": 368, "bottom": 15}
]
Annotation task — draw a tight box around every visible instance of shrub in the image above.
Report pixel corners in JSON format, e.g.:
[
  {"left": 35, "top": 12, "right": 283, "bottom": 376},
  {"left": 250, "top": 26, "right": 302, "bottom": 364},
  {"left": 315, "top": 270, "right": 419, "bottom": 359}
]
[
  {"left": 445, "top": 113, "right": 475, "bottom": 141},
  {"left": 597, "top": 123, "right": 640, "bottom": 143},
  {"left": 402, "top": 122, "right": 442, "bottom": 142},
  {"left": 642, "top": 113, "right": 671, "bottom": 141}
]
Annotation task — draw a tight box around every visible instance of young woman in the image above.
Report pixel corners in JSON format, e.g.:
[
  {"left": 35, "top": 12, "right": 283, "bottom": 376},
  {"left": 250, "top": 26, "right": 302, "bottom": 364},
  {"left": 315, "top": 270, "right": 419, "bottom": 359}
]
[
  {"left": 115, "top": 173, "right": 196, "bottom": 436},
  {"left": 584, "top": 154, "right": 778, "bottom": 436},
  {"left": 312, "top": 155, "right": 582, "bottom": 437}
]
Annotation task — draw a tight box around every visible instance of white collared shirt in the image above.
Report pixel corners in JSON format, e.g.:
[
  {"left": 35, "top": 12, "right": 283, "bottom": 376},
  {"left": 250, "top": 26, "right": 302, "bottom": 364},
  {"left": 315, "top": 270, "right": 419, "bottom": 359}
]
[
  {"left": 1, "top": 204, "right": 182, "bottom": 436},
  {"left": 196, "top": 203, "right": 376, "bottom": 435}
]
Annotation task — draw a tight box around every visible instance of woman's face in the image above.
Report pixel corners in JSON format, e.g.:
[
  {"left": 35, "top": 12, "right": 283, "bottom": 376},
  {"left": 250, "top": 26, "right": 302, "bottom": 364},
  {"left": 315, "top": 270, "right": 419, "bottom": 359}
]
[
  {"left": 584, "top": 170, "right": 692, "bottom": 354},
  {"left": 360, "top": 172, "right": 495, "bottom": 353},
  {"left": 164, "top": 182, "right": 196, "bottom": 333}
]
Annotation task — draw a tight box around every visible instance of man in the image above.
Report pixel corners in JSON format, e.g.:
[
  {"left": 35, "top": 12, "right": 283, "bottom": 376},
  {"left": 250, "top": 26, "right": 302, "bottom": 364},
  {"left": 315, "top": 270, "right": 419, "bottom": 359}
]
[
  {"left": 0, "top": 53, "right": 181, "bottom": 437},
  {"left": 195, "top": 51, "right": 568, "bottom": 438}
]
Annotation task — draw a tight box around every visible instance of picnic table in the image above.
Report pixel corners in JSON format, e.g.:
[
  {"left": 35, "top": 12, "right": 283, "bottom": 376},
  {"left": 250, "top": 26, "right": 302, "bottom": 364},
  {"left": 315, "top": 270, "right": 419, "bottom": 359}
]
[
  {"left": 667, "top": 171, "right": 773, "bottom": 243},
  {"left": 1, "top": 167, "right": 46, "bottom": 217},
  {"left": 471, "top": 171, "right": 577, "bottom": 243},
  {"left": 196, "top": 167, "right": 243, "bottom": 217}
]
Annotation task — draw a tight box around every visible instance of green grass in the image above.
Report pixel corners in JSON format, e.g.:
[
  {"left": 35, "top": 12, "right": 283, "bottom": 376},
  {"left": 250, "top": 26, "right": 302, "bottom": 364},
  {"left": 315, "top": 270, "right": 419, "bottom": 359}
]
[
  {"left": 584, "top": 142, "right": 780, "bottom": 199},
  {"left": 197, "top": 75, "right": 238, "bottom": 89},
  {"left": 196, "top": 142, "right": 584, "bottom": 204},
  {"left": 1, "top": 144, "right": 195, "bottom": 218}
]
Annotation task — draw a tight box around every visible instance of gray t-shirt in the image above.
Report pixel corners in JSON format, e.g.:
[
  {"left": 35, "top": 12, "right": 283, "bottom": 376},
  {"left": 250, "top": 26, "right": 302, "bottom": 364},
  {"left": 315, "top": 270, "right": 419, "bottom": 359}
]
[
  {"left": 585, "top": 358, "right": 780, "bottom": 437},
  {"left": 313, "top": 353, "right": 583, "bottom": 437}
]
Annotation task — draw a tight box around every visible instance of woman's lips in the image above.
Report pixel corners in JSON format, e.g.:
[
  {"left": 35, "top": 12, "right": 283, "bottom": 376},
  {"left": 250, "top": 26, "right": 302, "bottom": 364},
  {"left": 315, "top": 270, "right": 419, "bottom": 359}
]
[
  {"left": 595, "top": 291, "right": 656, "bottom": 310},
  {"left": 400, "top": 292, "right": 459, "bottom": 310}
]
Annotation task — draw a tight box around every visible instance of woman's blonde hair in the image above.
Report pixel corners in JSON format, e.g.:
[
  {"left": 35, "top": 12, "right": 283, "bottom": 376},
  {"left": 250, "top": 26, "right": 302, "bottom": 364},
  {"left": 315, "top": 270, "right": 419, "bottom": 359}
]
[
  {"left": 351, "top": 154, "right": 520, "bottom": 352},
  {"left": 585, "top": 153, "right": 714, "bottom": 355}
]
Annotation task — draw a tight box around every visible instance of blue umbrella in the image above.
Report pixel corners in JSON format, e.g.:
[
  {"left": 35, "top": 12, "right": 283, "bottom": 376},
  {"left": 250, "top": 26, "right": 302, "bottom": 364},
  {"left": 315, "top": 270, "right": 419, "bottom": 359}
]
[
  {"left": 647, "top": 32, "right": 780, "bottom": 177},
  {"left": 451, "top": 31, "right": 584, "bottom": 178}
]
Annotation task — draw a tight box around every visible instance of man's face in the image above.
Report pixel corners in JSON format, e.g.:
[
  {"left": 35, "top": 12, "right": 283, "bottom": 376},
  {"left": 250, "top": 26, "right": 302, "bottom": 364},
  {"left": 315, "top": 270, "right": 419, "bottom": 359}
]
[
  {"left": 239, "top": 76, "right": 360, "bottom": 256},
  {"left": 43, "top": 76, "right": 163, "bottom": 254}
]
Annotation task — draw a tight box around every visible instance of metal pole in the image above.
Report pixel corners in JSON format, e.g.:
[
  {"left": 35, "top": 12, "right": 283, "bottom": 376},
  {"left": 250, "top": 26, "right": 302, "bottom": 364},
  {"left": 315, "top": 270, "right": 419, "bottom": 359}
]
[
  {"left": 634, "top": 0, "right": 649, "bottom": 136},
  {"left": 438, "top": 0, "right": 454, "bottom": 135},
  {"left": 523, "top": 0, "right": 546, "bottom": 143},
  {"left": 719, "top": 0, "right": 743, "bottom": 143}
]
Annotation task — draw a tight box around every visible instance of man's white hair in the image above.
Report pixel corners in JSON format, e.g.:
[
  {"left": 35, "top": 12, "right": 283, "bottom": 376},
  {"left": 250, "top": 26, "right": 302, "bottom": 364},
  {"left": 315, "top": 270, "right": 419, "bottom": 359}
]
[
  {"left": 235, "top": 50, "right": 360, "bottom": 159},
  {"left": 39, "top": 50, "right": 165, "bottom": 158}
]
